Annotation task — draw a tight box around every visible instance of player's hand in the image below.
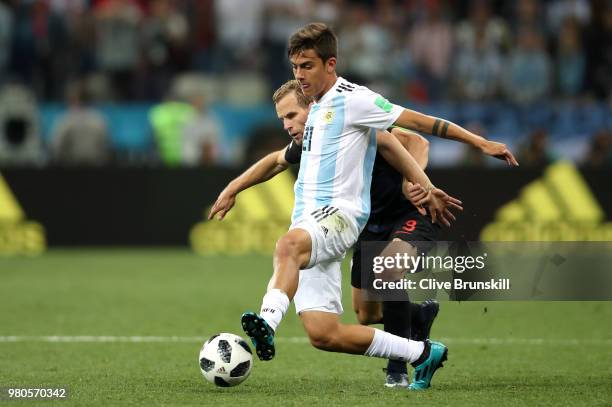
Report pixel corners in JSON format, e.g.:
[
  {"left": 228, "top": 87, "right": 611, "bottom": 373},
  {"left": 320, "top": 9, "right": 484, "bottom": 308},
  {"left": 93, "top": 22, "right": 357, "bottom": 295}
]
[
  {"left": 208, "top": 188, "right": 237, "bottom": 220},
  {"left": 414, "top": 187, "right": 463, "bottom": 227},
  {"left": 403, "top": 181, "right": 427, "bottom": 216},
  {"left": 480, "top": 140, "right": 519, "bottom": 166}
]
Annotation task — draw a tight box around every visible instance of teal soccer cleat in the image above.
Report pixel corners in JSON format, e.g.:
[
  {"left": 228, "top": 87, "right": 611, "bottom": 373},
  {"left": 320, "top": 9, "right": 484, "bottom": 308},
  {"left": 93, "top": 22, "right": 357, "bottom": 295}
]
[
  {"left": 408, "top": 341, "right": 448, "bottom": 390},
  {"left": 241, "top": 311, "right": 276, "bottom": 361}
]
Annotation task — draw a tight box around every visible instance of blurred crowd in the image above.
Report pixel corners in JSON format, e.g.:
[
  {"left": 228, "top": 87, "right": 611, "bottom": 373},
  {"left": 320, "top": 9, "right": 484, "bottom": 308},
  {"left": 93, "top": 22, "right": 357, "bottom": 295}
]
[
  {"left": 1, "top": 0, "right": 610, "bottom": 102},
  {"left": 0, "top": 0, "right": 610, "bottom": 167}
]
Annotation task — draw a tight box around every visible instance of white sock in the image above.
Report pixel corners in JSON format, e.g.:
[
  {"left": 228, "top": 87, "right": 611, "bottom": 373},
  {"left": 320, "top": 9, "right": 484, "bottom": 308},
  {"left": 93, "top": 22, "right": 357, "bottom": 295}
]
[
  {"left": 259, "top": 289, "right": 290, "bottom": 332},
  {"left": 364, "top": 328, "right": 424, "bottom": 363}
]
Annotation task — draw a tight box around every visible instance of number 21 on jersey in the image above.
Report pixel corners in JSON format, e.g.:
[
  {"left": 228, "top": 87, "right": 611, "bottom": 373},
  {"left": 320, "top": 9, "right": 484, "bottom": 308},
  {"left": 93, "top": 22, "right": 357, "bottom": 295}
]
[{"left": 302, "top": 126, "right": 313, "bottom": 152}]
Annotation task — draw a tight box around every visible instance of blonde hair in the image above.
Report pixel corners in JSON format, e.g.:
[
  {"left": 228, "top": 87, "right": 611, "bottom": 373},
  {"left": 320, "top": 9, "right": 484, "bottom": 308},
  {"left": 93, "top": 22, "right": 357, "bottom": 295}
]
[{"left": 272, "top": 80, "right": 312, "bottom": 107}]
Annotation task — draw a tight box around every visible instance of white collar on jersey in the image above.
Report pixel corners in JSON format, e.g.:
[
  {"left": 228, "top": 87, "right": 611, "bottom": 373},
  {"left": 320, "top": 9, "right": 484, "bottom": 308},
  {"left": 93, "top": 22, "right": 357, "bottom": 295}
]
[{"left": 314, "top": 76, "right": 348, "bottom": 106}]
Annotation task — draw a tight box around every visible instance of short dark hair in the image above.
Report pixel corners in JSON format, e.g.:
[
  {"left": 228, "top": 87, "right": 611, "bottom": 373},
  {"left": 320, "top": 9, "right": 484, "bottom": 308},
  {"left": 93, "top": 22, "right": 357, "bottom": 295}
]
[
  {"left": 272, "top": 80, "right": 312, "bottom": 108},
  {"left": 287, "top": 22, "right": 337, "bottom": 62}
]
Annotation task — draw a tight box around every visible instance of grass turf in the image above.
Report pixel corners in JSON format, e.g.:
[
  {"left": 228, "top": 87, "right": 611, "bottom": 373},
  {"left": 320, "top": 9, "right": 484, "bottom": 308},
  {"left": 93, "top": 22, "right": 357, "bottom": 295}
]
[{"left": 1, "top": 249, "right": 611, "bottom": 406}]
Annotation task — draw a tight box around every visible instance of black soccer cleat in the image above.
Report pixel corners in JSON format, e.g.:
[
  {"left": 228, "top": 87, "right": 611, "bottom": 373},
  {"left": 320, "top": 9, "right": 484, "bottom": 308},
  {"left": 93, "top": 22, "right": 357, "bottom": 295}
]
[
  {"left": 412, "top": 299, "right": 439, "bottom": 342},
  {"left": 241, "top": 311, "right": 276, "bottom": 361},
  {"left": 383, "top": 368, "right": 410, "bottom": 388}
]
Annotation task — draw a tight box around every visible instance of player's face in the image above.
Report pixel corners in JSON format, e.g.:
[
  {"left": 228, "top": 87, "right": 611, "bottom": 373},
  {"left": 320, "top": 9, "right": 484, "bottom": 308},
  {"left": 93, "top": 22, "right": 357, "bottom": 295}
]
[
  {"left": 290, "top": 49, "right": 336, "bottom": 100},
  {"left": 275, "top": 92, "right": 309, "bottom": 144}
]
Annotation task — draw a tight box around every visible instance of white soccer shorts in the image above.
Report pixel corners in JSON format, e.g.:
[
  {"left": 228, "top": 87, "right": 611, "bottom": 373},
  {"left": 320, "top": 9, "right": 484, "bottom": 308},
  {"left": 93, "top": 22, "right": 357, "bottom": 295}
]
[{"left": 289, "top": 206, "right": 360, "bottom": 314}]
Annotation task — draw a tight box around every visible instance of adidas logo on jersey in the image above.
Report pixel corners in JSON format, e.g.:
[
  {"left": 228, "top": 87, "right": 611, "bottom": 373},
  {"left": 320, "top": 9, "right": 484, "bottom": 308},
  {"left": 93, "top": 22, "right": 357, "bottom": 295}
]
[
  {"left": 311, "top": 205, "right": 338, "bottom": 221},
  {"left": 336, "top": 82, "right": 355, "bottom": 93}
]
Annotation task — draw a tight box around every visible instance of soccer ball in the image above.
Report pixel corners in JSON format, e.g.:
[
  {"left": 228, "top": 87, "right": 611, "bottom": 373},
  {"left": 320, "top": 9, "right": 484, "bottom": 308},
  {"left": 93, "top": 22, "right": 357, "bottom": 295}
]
[{"left": 198, "top": 333, "right": 253, "bottom": 387}]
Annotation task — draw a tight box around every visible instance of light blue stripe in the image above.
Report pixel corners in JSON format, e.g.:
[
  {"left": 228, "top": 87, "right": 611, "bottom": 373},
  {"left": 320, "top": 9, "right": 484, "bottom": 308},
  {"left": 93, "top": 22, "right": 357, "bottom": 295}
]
[
  {"left": 356, "top": 128, "right": 377, "bottom": 229},
  {"left": 315, "top": 95, "right": 345, "bottom": 207},
  {"left": 292, "top": 104, "right": 321, "bottom": 222}
]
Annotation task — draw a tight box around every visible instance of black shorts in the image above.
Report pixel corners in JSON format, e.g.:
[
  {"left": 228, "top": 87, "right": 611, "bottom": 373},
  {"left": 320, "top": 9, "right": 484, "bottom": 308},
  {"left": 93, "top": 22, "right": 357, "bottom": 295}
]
[{"left": 351, "top": 209, "right": 441, "bottom": 289}]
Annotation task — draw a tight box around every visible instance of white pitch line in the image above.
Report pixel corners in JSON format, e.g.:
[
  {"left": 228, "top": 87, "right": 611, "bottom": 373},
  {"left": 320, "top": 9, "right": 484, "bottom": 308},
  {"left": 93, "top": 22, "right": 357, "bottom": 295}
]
[{"left": 0, "top": 336, "right": 610, "bottom": 346}]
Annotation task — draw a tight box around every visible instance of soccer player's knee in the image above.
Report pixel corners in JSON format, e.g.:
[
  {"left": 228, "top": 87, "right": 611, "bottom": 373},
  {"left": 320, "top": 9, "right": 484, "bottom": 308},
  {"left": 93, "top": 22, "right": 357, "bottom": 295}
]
[
  {"left": 275, "top": 233, "right": 304, "bottom": 260},
  {"left": 353, "top": 299, "right": 382, "bottom": 325},
  {"left": 355, "top": 311, "right": 370, "bottom": 325},
  {"left": 355, "top": 308, "right": 382, "bottom": 325},
  {"left": 305, "top": 325, "right": 339, "bottom": 351},
  {"left": 356, "top": 309, "right": 380, "bottom": 325}
]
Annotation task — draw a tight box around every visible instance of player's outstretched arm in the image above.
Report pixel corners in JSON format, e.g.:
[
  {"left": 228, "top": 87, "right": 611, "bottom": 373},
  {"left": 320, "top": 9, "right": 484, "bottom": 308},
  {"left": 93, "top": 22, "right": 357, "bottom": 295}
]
[
  {"left": 376, "top": 131, "right": 461, "bottom": 226},
  {"left": 208, "top": 149, "right": 290, "bottom": 220},
  {"left": 393, "top": 109, "right": 519, "bottom": 166}
]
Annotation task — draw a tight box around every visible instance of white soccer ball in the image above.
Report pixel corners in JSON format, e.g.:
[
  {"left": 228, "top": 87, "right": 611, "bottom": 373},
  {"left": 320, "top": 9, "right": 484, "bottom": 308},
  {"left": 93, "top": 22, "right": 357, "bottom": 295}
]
[{"left": 198, "top": 333, "right": 253, "bottom": 387}]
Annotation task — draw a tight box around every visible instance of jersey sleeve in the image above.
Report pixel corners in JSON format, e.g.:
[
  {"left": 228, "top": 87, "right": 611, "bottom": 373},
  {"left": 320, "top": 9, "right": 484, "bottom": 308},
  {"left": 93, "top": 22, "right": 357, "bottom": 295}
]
[
  {"left": 284, "top": 141, "right": 302, "bottom": 164},
  {"left": 348, "top": 89, "right": 403, "bottom": 131}
]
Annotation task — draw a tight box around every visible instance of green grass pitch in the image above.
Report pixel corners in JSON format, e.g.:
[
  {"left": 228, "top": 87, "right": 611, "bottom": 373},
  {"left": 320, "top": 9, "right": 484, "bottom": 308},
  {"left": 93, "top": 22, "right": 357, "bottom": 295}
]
[{"left": 1, "top": 250, "right": 611, "bottom": 406}]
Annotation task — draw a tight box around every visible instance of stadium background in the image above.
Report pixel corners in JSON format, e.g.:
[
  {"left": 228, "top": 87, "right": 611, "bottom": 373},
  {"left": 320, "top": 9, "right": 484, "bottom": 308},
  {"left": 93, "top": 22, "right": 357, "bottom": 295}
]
[
  {"left": 1, "top": 1, "right": 611, "bottom": 405},
  {"left": 0, "top": 0, "right": 611, "bottom": 253}
]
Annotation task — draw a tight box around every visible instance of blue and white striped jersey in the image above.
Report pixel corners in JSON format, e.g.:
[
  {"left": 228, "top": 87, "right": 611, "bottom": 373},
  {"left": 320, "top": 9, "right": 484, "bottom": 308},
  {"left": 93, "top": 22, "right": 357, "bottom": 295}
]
[{"left": 291, "top": 77, "right": 403, "bottom": 230}]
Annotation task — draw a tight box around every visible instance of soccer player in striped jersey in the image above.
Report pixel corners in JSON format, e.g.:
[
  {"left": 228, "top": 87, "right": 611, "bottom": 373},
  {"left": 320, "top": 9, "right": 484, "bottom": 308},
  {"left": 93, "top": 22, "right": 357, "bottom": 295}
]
[
  {"left": 212, "top": 22, "right": 518, "bottom": 390},
  {"left": 275, "top": 83, "right": 444, "bottom": 389},
  {"left": 209, "top": 80, "right": 458, "bottom": 390},
  {"left": 211, "top": 80, "right": 443, "bottom": 388},
  {"left": 272, "top": 83, "right": 445, "bottom": 390}
]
